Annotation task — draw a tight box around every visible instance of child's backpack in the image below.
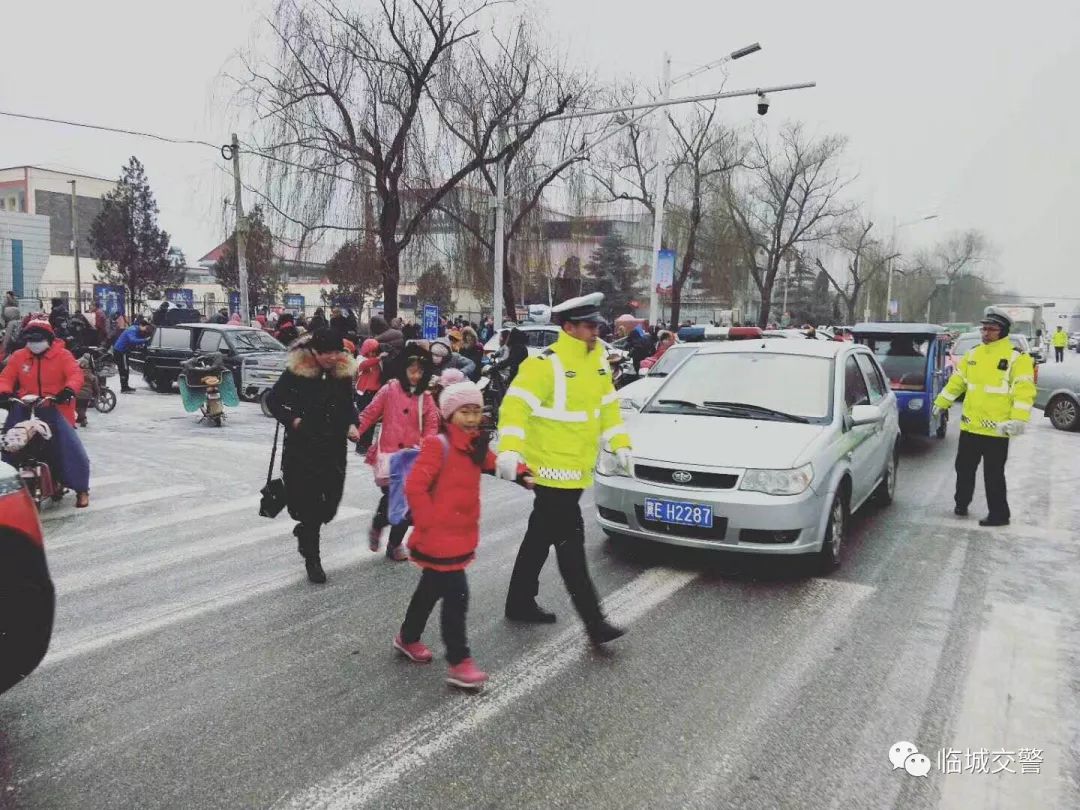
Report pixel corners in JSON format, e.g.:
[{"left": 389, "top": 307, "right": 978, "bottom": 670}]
[{"left": 388, "top": 434, "right": 449, "bottom": 525}]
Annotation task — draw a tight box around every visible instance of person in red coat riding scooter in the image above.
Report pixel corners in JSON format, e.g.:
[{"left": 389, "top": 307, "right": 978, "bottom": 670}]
[
  {"left": 0, "top": 320, "right": 91, "bottom": 507},
  {"left": 394, "top": 380, "right": 532, "bottom": 690}
]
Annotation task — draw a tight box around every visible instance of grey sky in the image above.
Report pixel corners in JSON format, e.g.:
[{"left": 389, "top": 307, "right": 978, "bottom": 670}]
[{"left": 4, "top": 0, "right": 1078, "bottom": 299}]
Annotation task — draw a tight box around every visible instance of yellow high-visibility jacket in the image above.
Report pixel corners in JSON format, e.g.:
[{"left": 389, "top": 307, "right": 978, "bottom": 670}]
[
  {"left": 934, "top": 337, "right": 1036, "bottom": 437},
  {"left": 1052, "top": 330, "right": 1068, "bottom": 348},
  {"left": 498, "top": 330, "right": 631, "bottom": 489}
]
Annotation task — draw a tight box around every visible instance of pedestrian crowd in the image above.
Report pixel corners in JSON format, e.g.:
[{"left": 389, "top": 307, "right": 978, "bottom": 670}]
[{"left": 266, "top": 292, "right": 629, "bottom": 691}]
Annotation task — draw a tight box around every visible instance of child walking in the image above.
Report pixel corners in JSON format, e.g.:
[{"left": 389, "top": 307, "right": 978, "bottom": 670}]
[
  {"left": 354, "top": 338, "right": 383, "bottom": 454},
  {"left": 393, "top": 380, "right": 531, "bottom": 689},
  {"left": 358, "top": 344, "right": 438, "bottom": 560}
]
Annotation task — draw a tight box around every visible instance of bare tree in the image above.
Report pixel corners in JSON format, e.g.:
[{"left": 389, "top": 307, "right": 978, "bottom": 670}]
[
  {"left": 664, "top": 104, "right": 744, "bottom": 325},
  {"left": 429, "top": 29, "right": 591, "bottom": 317},
  {"left": 726, "top": 122, "right": 853, "bottom": 327},
  {"left": 237, "top": 0, "right": 579, "bottom": 319},
  {"left": 813, "top": 214, "right": 897, "bottom": 323}
]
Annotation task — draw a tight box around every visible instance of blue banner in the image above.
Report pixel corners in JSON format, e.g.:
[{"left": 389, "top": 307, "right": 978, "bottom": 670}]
[
  {"left": 284, "top": 294, "right": 305, "bottom": 311},
  {"left": 655, "top": 249, "right": 676, "bottom": 294},
  {"left": 423, "top": 304, "right": 439, "bottom": 341},
  {"left": 228, "top": 291, "right": 241, "bottom": 315},
  {"left": 93, "top": 284, "right": 126, "bottom": 318},
  {"left": 165, "top": 288, "right": 194, "bottom": 308}
]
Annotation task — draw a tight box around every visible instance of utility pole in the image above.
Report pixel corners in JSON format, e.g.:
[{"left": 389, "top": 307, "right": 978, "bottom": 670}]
[
  {"left": 492, "top": 129, "right": 508, "bottom": 327},
  {"left": 230, "top": 133, "right": 251, "bottom": 322},
  {"left": 68, "top": 180, "right": 82, "bottom": 310},
  {"left": 646, "top": 53, "right": 672, "bottom": 327}
]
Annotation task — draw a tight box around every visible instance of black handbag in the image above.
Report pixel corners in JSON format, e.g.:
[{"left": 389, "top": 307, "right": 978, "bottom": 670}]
[{"left": 259, "top": 421, "right": 287, "bottom": 518}]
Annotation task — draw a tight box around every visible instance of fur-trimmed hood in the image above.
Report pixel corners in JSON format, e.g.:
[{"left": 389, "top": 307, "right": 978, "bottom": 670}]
[{"left": 286, "top": 338, "right": 358, "bottom": 379}]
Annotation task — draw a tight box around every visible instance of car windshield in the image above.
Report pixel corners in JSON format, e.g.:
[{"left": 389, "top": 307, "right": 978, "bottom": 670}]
[
  {"left": 860, "top": 336, "right": 930, "bottom": 391},
  {"left": 953, "top": 334, "right": 1027, "bottom": 358},
  {"left": 647, "top": 345, "right": 696, "bottom": 376},
  {"left": 229, "top": 330, "right": 285, "bottom": 353},
  {"left": 647, "top": 352, "right": 833, "bottom": 422}
]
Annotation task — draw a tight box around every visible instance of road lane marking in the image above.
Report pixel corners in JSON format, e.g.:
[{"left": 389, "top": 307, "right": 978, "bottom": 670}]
[
  {"left": 45, "top": 496, "right": 265, "bottom": 550},
  {"left": 939, "top": 601, "right": 1062, "bottom": 810},
  {"left": 41, "top": 509, "right": 535, "bottom": 668},
  {"left": 825, "top": 539, "right": 968, "bottom": 809},
  {"left": 40, "top": 484, "right": 206, "bottom": 521},
  {"left": 53, "top": 508, "right": 370, "bottom": 593},
  {"left": 282, "top": 567, "right": 697, "bottom": 810},
  {"left": 686, "top": 577, "right": 876, "bottom": 805}
]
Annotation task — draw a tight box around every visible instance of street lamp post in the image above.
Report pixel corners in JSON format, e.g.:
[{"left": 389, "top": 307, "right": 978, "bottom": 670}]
[{"left": 884, "top": 213, "right": 938, "bottom": 321}]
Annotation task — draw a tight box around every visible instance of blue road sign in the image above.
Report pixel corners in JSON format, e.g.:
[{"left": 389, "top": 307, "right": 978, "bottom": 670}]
[{"left": 422, "top": 304, "right": 439, "bottom": 341}]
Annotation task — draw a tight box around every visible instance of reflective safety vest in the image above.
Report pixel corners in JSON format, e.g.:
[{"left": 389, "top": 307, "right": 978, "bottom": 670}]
[
  {"left": 498, "top": 330, "right": 631, "bottom": 489},
  {"left": 1052, "top": 330, "right": 1068, "bottom": 348},
  {"left": 934, "top": 337, "right": 1036, "bottom": 437}
]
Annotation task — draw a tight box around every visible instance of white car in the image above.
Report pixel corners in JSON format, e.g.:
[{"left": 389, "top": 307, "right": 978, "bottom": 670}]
[
  {"left": 483, "top": 324, "right": 614, "bottom": 357},
  {"left": 595, "top": 339, "right": 901, "bottom": 573},
  {"left": 617, "top": 343, "right": 700, "bottom": 411}
]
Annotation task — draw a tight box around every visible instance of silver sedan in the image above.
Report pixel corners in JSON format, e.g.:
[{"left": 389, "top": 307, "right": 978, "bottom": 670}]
[{"left": 594, "top": 340, "right": 901, "bottom": 573}]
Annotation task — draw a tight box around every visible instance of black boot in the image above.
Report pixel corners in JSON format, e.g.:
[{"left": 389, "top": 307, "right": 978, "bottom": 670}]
[
  {"left": 505, "top": 598, "right": 557, "bottom": 624},
  {"left": 586, "top": 618, "right": 626, "bottom": 646},
  {"left": 296, "top": 524, "right": 327, "bottom": 584},
  {"left": 978, "top": 515, "right": 1010, "bottom": 527},
  {"left": 954, "top": 504, "right": 968, "bottom": 517}
]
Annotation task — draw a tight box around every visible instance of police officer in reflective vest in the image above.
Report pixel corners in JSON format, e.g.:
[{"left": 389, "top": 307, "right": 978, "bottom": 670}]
[
  {"left": 496, "top": 293, "right": 631, "bottom": 645},
  {"left": 933, "top": 307, "right": 1036, "bottom": 526}
]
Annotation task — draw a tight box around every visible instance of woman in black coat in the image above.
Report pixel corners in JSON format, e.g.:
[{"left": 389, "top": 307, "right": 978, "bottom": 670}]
[{"left": 268, "top": 329, "right": 359, "bottom": 583}]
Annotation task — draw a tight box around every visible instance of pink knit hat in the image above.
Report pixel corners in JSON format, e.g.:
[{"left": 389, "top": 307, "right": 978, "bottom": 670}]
[
  {"left": 437, "top": 368, "right": 467, "bottom": 386},
  {"left": 439, "top": 380, "right": 484, "bottom": 420}
]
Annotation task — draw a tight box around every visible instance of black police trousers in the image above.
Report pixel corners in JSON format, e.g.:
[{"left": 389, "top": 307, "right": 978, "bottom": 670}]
[
  {"left": 507, "top": 486, "right": 604, "bottom": 627},
  {"left": 955, "top": 431, "right": 1010, "bottom": 520}
]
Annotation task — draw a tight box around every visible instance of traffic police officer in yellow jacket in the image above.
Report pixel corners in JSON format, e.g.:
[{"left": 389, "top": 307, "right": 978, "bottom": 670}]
[
  {"left": 1051, "top": 325, "right": 1068, "bottom": 362},
  {"left": 496, "top": 293, "right": 631, "bottom": 645},
  {"left": 933, "top": 306, "right": 1037, "bottom": 526}
]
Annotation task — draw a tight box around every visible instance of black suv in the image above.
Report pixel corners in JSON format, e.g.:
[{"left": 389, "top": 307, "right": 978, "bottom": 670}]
[{"left": 128, "top": 324, "right": 286, "bottom": 394}]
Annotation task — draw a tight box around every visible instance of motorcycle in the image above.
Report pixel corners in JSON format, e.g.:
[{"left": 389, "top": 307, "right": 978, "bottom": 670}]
[
  {"left": 479, "top": 364, "right": 506, "bottom": 434},
  {"left": 0, "top": 395, "right": 66, "bottom": 509},
  {"left": 86, "top": 347, "right": 118, "bottom": 414},
  {"left": 608, "top": 348, "right": 638, "bottom": 390},
  {"left": 178, "top": 353, "right": 239, "bottom": 427}
]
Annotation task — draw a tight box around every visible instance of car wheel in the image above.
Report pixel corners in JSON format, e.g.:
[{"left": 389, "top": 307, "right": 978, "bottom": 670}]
[
  {"left": 815, "top": 490, "right": 848, "bottom": 575},
  {"left": 874, "top": 445, "right": 899, "bottom": 506},
  {"left": 259, "top": 390, "right": 274, "bottom": 418},
  {"left": 95, "top": 389, "right": 117, "bottom": 414},
  {"left": 1047, "top": 395, "right": 1080, "bottom": 431}
]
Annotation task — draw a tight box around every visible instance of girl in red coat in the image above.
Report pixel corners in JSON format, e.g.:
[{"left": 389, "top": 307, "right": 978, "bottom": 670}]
[
  {"left": 354, "top": 338, "right": 383, "bottom": 454},
  {"left": 357, "top": 344, "right": 438, "bottom": 560},
  {"left": 394, "top": 381, "right": 531, "bottom": 690}
]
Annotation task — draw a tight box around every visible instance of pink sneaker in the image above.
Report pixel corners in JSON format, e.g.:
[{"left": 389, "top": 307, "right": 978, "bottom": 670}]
[
  {"left": 446, "top": 658, "right": 488, "bottom": 690},
  {"left": 368, "top": 526, "right": 382, "bottom": 552},
  {"left": 393, "top": 634, "right": 433, "bottom": 663}
]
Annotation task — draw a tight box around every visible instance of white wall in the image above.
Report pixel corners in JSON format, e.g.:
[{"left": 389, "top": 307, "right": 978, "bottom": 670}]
[{"left": 25, "top": 168, "right": 115, "bottom": 214}]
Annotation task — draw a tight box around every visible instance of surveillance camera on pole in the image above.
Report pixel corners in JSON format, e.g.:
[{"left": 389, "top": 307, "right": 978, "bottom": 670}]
[{"left": 757, "top": 93, "right": 770, "bottom": 116}]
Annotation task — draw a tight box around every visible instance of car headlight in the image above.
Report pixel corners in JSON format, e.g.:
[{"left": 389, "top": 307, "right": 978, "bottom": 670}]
[
  {"left": 907, "top": 398, "right": 924, "bottom": 411},
  {"left": 739, "top": 463, "right": 813, "bottom": 496},
  {"left": 596, "top": 448, "right": 629, "bottom": 477}
]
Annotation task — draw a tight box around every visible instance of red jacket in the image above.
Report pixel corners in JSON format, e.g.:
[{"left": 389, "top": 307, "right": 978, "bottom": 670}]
[
  {"left": 404, "top": 425, "right": 500, "bottom": 571},
  {"left": 0, "top": 343, "right": 83, "bottom": 426},
  {"left": 356, "top": 338, "right": 382, "bottom": 394}
]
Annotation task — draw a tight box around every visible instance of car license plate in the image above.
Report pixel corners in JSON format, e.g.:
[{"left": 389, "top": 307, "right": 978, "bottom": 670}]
[{"left": 643, "top": 498, "right": 713, "bottom": 528}]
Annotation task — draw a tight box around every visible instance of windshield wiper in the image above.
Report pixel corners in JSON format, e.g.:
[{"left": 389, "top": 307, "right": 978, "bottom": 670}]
[
  {"left": 655, "top": 399, "right": 701, "bottom": 409},
  {"left": 702, "top": 401, "right": 810, "bottom": 423}
]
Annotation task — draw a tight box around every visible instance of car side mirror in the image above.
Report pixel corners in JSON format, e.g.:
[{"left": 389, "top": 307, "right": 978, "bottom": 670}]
[{"left": 850, "top": 404, "right": 883, "bottom": 427}]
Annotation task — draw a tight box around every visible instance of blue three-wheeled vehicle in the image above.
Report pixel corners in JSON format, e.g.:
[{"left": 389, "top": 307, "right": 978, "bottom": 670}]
[{"left": 853, "top": 323, "right": 952, "bottom": 438}]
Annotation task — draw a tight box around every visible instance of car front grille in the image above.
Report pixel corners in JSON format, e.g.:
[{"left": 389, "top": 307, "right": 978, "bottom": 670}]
[
  {"left": 738, "top": 529, "right": 801, "bottom": 544},
  {"left": 634, "top": 506, "right": 729, "bottom": 541},
  {"left": 598, "top": 506, "right": 629, "bottom": 525},
  {"left": 634, "top": 464, "right": 738, "bottom": 489}
]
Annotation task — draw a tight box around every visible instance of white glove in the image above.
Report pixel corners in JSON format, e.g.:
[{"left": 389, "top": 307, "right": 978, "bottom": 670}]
[
  {"left": 496, "top": 450, "right": 521, "bottom": 481},
  {"left": 615, "top": 447, "right": 633, "bottom": 475},
  {"left": 1002, "top": 420, "right": 1026, "bottom": 437},
  {"left": 931, "top": 405, "right": 943, "bottom": 419}
]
